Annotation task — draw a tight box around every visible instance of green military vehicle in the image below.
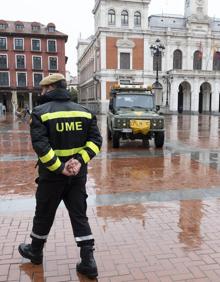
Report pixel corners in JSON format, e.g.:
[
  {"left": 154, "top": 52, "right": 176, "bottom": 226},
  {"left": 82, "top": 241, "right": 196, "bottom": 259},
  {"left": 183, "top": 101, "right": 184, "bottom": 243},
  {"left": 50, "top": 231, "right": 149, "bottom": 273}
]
[{"left": 107, "top": 84, "right": 165, "bottom": 148}]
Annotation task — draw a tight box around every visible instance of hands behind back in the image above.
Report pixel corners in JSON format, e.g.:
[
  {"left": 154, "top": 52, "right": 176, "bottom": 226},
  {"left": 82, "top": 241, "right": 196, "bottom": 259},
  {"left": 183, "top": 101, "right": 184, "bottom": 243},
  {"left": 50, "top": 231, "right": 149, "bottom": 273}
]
[{"left": 62, "top": 158, "right": 81, "bottom": 176}]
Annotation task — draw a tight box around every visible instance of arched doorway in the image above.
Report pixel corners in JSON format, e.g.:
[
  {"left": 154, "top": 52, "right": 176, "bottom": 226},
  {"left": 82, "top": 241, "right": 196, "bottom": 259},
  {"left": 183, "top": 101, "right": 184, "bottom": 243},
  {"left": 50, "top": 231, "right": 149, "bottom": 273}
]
[
  {"left": 199, "top": 82, "right": 211, "bottom": 114},
  {"left": 0, "top": 91, "right": 12, "bottom": 112},
  {"left": 178, "top": 81, "right": 191, "bottom": 113}
]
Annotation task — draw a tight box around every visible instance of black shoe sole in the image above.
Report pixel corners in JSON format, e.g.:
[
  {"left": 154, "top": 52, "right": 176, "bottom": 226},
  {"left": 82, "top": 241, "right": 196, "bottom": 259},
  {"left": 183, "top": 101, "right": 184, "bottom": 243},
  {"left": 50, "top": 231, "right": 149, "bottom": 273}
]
[
  {"left": 76, "top": 266, "right": 98, "bottom": 279},
  {"left": 18, "top": 245, "right": 42, "bottom": 265},
  {"left": 77, "top": 271, "right": 98, "bottom": 280}
]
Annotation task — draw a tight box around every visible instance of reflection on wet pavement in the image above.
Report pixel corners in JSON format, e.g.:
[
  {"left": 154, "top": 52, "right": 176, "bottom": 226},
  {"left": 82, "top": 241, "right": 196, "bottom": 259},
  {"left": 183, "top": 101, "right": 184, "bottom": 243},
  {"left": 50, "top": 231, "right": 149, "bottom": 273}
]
[
  {"left": 178, "top": 200, "right": 203, "bottom": 250},
  {"left": 2, "top": 113, "right": 220, "bottom": 281},
  {"left": 1, "top": 114, "right": 220, "bottom": 198},
  {"left": 19, "top": 263, "right": 44, "bottom": 281},
  {"left": 19, "top": 262, "right": 97, "bottom": 282},
  {"left": 89, "top": 155, "right": 220, "bottom": 195},
  {"left": 0, "top": 161, "right": 37, "bottom": 197}
]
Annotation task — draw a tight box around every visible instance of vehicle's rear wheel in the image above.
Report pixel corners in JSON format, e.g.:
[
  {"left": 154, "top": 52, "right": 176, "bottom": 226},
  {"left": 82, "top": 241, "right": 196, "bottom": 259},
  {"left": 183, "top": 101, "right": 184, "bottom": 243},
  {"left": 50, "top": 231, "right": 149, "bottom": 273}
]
[
  {"left": 112, "top": 132, "right": 120, "bottom": 148},
  {"left": 142, "top": 136, "right": 150, "bottom": 148},
  {"left": 154, "top": 132, "right": 164, "bottom": 148}
]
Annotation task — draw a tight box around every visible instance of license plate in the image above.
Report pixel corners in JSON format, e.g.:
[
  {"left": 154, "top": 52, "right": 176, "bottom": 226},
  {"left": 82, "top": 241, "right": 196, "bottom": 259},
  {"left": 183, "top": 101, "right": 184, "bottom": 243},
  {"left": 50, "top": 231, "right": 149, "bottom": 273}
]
[{"left": 130, "top": 120, "right": 150, "bottom": 127}]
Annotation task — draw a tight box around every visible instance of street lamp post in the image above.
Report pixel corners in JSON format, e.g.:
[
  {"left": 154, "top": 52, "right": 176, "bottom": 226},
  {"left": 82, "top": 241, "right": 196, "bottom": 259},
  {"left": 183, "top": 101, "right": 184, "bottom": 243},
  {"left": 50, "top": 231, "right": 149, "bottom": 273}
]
[
  {"left": 162, "top": 71, "right": 173, "bottom": 107},
  {"left": 150, "top": 39, "right": 165, "bottom": 108}
]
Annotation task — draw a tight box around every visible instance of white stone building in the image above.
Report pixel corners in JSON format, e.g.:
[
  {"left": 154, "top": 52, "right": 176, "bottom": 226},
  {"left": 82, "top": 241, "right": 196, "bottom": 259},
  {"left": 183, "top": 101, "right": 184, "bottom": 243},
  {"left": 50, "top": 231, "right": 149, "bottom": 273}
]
[
  {"left": 66, "top": 70, "right": 78, "bottom": 90},
  {"left": 77, "top": 0, "right": 220, "bottom": 114}
]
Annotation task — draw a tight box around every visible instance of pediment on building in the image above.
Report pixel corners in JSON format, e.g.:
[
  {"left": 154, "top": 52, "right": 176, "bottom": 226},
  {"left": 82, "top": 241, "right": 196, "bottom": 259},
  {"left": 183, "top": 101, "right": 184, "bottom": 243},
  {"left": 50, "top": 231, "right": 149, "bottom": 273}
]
[{"left": 116, "top": 38, "right": 135, "bottom": 49}]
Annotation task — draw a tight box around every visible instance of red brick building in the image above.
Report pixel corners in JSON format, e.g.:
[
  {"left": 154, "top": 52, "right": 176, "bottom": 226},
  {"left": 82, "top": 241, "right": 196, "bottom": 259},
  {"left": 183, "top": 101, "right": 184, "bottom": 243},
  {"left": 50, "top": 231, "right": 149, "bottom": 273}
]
[{"left": 0, "top": 20, "right": 68, "bottom": 112}]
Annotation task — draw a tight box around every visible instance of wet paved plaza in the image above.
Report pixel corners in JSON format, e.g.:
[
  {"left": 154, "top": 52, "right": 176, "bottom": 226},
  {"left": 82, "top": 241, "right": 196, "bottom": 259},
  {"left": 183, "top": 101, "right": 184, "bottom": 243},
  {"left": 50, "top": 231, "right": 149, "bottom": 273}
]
[{"left": 1, "top": 114, "right": 220, "bottom": 281}]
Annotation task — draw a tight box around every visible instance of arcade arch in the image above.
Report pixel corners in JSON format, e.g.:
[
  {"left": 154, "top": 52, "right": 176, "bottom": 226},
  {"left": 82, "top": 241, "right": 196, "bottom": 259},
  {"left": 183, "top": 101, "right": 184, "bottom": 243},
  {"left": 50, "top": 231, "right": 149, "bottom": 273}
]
[
  {"left": 178, "top": 81, "right": 191, "bottom": 113},
  {"left": 199, "top": 82, "right": 212, "bottom": 113}
]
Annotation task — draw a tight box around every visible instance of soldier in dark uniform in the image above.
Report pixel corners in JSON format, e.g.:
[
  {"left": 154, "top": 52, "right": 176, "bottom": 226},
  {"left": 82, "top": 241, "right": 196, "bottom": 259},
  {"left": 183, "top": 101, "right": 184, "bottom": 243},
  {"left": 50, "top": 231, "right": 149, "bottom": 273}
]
[{"left": 18, "top": 73, "right": 102, "bottom": 279}]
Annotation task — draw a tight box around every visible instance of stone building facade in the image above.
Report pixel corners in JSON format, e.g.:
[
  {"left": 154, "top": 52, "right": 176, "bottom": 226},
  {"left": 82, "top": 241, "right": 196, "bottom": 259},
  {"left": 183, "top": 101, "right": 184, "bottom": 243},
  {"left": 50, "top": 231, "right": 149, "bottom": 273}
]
[{"left": 77, "top": 0, "right": 220, "bottom": 115}]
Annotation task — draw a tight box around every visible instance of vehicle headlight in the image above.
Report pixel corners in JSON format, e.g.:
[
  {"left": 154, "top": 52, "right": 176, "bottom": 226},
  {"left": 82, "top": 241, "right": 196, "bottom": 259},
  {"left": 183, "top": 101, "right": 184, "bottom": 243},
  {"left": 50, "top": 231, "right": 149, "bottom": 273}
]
[
  {"left": 114, "top": 118, "right": 122, "bottom": 127},
  {"left": 158, "top": 119, "right": 164, "bottom": 128},
  {"left": 122, "top": 119, "right": 127, "bottom": 127},
  {"left": 151, "top": 119, "right": 156, "bottom": 128}
]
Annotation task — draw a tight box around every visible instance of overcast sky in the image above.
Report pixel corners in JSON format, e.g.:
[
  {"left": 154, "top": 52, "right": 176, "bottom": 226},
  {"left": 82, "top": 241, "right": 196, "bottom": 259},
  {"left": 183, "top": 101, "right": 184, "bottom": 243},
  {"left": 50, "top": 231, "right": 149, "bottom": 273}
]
[{"left": 2, "top": 0, "right": 218, "bottom": 75}]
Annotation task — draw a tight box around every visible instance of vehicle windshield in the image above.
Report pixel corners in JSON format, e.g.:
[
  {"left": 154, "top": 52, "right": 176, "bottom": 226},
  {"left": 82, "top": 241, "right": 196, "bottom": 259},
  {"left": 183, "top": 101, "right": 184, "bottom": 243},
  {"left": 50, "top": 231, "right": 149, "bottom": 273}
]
[{"left": 115, "top": 94, "right": 154, "bottom": 110}]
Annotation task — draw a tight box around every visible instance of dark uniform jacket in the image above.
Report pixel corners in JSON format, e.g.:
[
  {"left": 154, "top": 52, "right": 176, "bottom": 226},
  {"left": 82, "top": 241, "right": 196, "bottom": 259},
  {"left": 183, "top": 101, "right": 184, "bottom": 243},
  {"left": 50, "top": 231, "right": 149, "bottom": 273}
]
[{"left": 30, "top": 88, "right": 102, "bottom": 180}]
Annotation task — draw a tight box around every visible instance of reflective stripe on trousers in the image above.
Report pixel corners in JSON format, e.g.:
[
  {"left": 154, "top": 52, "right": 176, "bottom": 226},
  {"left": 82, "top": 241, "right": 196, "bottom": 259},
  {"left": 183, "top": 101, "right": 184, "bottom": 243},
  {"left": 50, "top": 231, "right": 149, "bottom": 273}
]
[
  {"left": 31, "top": 231, "right": 48, "bottom": 240},
  {"left": 75, "top": 234, "right": 94, "bottom": 242}
]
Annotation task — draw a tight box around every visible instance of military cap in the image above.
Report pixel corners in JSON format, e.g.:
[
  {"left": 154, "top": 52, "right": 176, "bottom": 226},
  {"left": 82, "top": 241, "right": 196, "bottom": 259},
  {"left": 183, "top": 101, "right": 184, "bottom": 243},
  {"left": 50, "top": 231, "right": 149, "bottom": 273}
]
[{"left": 39, "top": 73, "right": 65, "bottom": 86}]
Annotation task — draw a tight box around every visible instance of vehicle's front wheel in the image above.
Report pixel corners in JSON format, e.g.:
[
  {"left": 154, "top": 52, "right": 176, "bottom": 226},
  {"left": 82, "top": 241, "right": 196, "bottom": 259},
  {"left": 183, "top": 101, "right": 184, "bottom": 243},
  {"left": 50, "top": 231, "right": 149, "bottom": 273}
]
[
  {"left": 142, "top": 136, "right": 150, "bottom": 148},
  {"left": 107, "top": 126, "right": 112, "bottom": 140},
  {"left": 154, "top": 132, "right": 164, "bottom": 148},
  {"left": 112, "top": 132, "right": 120, "bottom": 148}
]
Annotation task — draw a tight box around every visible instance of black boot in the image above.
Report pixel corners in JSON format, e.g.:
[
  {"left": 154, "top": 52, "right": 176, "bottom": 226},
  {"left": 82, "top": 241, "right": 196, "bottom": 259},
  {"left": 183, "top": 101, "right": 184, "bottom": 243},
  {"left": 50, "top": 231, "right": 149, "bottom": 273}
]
[
  {"left": 76, "top": 246, "right": 98, "bottom": 279},
  {"left": 18, "top": 240, "right": 44, "bottom": 265}
]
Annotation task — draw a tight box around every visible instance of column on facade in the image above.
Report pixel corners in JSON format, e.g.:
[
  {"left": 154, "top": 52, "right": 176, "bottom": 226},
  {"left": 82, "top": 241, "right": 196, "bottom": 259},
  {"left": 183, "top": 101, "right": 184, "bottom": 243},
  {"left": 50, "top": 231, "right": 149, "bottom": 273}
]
[
  {"left": 169, "top": 80, "right": 179, "bottom": 112},
  {"left": 181, "top": 39, "right": 188, "bottom": 70},
  {"left": 29, "top": 92, "right": 33, "bottom": 113},
  {"left": 211, "top": 79, "right": 220, "bottom": 113},
  {"left": 100, "top": 34, "right": 107, "bottom": 114},
  {"left": 11, "top": 90, "right": 18, "bottom": 118},
  {"left": 100, "top": 79, "right": 108, "bottom": 114},
  {"left": 101, "top": 79, "right": 106, "bottom": 101},
  {"left": 143, "top": 4, "right": 149, "bottom": 29},
  {"left": 164, "top": 36, "right": 172, "bottom": 71},
  {"left": 205, "top": 38, "right": 213, "bottom": 71},
  {"left": 163, "top": 37, "right": 172, "bottom": 107},
  {"left": 183, "top": 82, "right": 191, "bottom": 111},
  {"left": 186, "top": 37, "right": 192, "bottom": 70},
  {"left": 101, "top": 2, "right": 107, "bottom": 28},
  {"left": 144, "top": 37, "right": 152, "bottom": 73},
  {"left": 100, "top": 35, "right": 106, "bottom": 70},
  {"left": 93, "top": 81, "right": 100, "bottom": 113},
  {"left": 94, "top": 44, "right": 97, "bottom": 74},
  {"left": 191, "top": 78, "right": 200, "bottom": 113}
]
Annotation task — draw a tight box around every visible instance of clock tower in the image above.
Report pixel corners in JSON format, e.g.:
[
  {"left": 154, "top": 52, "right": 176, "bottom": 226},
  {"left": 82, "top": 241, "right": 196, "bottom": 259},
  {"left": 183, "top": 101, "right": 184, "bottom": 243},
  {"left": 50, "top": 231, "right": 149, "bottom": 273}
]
[{"left": 184, "top": 0, "right": 208, "bottom": 18}]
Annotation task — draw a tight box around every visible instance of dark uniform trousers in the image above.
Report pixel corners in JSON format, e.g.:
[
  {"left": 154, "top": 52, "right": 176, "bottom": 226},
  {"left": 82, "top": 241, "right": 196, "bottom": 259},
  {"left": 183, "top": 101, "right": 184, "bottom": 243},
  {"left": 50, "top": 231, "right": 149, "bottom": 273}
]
[{"left": 31, "top": 176, "right": 94, "bottom": 247}]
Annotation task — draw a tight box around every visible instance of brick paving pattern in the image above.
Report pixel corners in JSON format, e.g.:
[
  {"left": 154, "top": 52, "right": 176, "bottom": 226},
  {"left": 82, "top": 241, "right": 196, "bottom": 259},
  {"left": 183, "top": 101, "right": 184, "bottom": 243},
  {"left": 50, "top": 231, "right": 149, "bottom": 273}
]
[{"left": 1, "top": 202, "right": 220, "bottom": 281}]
